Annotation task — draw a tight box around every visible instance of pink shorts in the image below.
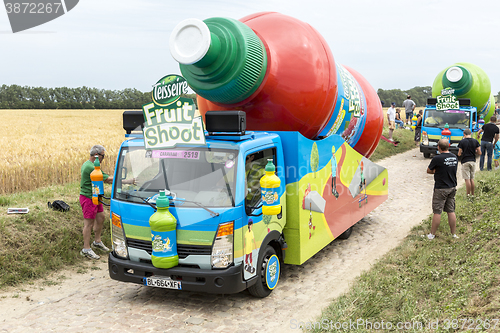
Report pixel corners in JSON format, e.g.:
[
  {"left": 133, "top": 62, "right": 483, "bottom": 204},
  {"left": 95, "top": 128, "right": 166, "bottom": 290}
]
[{"left": 80, "top": 195, "right": 103, "bottom": 219}]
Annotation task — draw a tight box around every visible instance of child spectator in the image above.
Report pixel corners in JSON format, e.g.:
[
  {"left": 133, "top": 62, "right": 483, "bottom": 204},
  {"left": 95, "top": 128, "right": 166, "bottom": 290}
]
[
  {"left": 395, "top": 109, "right": 404, "bottom": 129},
  {"left": 494, "top": 140, "right": 500, "bottom": 170}
]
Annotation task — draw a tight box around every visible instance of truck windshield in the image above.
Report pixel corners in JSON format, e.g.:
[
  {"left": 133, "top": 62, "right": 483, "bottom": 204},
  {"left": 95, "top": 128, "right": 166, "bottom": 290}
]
[
  {"left": 424, "top": 110, "right": 470, "bottom": 129},
  {"left": 114, "top": 146, "right": 238, "bottom": 208}
]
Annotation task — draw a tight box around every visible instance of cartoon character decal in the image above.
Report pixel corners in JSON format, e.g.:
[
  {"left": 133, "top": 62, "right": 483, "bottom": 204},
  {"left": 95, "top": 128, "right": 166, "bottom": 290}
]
[
  {"left": 244, "top": 219, "right": 257, "bottom": 274},
  {"left": 358, "top": 161, "right": 368, "bottom": 207},
  {"left": 308, "top": 203, "right": 315, "bottom": 239},
  {"left": 331, "top": 145, "right": 339, "bottom": 199},
  {"left": 151, "top": 234, "right": 173, "bottom": 253}
]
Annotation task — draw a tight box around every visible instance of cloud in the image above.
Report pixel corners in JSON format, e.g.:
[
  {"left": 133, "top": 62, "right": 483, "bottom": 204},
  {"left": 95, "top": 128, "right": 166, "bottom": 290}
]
[{"left": 0, "top": 0, "right": 499, "bottom": 93}]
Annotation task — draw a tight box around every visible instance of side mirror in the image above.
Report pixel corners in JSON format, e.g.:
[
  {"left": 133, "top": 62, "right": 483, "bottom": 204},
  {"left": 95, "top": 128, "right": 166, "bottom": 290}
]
[{"left": 245, "top": 189, "right": 263, "bottom": 216}]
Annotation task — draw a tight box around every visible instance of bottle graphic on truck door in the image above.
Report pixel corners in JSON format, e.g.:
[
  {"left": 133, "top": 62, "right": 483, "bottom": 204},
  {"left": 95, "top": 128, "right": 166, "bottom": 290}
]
[{"left": 260, "top": 159, "right": 281, "bottom": 215}]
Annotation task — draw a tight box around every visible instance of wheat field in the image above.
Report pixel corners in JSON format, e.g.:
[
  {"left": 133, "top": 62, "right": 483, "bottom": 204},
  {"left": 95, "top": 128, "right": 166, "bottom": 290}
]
[{"left": 0, "top": 110, "right": 127, "bottom": 195}]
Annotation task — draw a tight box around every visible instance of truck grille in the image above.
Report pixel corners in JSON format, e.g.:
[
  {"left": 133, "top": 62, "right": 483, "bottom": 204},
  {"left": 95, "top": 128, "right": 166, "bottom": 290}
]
[{"left": 126, "top": 238, "right": 212, "bottom": 259}]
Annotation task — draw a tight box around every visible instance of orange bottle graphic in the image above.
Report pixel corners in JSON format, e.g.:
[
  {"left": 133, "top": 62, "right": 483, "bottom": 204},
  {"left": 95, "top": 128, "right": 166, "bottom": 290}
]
[{"left": 90, "top": 156, "right": 104, "bottom": 205}]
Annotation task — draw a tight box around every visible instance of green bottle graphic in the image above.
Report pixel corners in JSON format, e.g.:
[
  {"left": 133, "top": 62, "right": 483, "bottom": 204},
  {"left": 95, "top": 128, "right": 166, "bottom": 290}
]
[
  {"left": 169, "top": 17, "right": 267, "bottom": 105},
  {"left": 432, "top": 62, "right": 494, "bottom": 122},
  {"left": 149, "top": 191, "right": 178, "bottom": 269}
]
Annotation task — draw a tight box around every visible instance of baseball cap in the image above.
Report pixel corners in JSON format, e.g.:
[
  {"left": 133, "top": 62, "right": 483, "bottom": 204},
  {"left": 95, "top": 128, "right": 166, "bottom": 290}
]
[{"left": 391, "top": 102, "right": 396, "bottom": 106}]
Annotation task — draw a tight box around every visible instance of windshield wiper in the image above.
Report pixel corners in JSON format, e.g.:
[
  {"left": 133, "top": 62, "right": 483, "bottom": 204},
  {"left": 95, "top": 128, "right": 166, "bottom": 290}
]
[
  {"left": 170, "top": 198, "right": 219, "bottom": 217},
  {"left": 120, "top": 190, "right": 219, "bottom": 217},
  {"left": 119, "top": 191, "right": 157, "bottom": 210}
]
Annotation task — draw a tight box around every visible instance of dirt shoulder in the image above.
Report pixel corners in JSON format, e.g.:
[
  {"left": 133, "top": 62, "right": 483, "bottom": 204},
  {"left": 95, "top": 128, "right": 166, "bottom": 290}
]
[{"left": 0, "top": 148, "right": 465, "bottom": 333}]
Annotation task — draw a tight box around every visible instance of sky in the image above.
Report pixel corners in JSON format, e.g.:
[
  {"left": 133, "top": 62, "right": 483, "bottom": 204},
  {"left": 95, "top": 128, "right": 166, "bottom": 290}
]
[{"left": 1, "top": 0, "right": 500, "bottom": 95}]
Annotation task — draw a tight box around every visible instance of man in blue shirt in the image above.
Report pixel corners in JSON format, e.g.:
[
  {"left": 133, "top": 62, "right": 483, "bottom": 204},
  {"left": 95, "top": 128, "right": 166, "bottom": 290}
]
[{"left": 478, "top": 115, "right": 499, "bottom": 171}]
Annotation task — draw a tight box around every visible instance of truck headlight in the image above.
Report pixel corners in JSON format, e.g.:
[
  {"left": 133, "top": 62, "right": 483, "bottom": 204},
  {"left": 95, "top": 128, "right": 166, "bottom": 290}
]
[
  {"left": 211, "top": 221, "right": 234, "bottom": 269},
  {"left": 111, "top": 212, "right": 128, "bottom": 259},
  {"left": 422, "top": 131, "right": 428, "bottom": 145}
]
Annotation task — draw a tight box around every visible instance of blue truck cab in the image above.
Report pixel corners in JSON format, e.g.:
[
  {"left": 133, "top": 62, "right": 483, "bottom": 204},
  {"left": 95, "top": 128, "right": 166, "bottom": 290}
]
[
  {"left": 420, "top": 98, "right": 478, "bottom": 158},
  {"left": 108, "top": 111, "right": 288, "bottom": 296}
]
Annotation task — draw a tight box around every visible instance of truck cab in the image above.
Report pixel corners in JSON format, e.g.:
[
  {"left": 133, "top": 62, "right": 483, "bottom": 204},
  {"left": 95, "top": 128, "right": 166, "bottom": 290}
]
[
  {"left": 108, "top": 111, "right": 288, "bottom": 297},
  {"left": 420, "top": 98, "right": 478, "bottom": 158}
]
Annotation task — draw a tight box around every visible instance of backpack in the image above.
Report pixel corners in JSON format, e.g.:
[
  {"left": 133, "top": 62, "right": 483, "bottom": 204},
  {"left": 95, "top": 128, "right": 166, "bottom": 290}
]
[{"left": 48, "top": 200, "right": 70, "bottom": 212}]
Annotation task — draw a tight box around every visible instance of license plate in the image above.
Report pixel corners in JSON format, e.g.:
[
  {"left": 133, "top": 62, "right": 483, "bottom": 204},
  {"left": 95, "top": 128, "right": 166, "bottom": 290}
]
[{"left": 143, "top": 277, "right": 182, "bottom": 290}]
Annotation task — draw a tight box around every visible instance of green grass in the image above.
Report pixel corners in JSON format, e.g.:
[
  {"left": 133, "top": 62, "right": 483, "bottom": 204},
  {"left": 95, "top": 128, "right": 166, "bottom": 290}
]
[
  {"left": 309, "top": 171, "right": 500, "bottom": 333},
  {"left": 370, "top": 127, "right": 418, "bottom": 162},
  {"left": 0, "top": 182, "right": 110, "bottom": 288}
]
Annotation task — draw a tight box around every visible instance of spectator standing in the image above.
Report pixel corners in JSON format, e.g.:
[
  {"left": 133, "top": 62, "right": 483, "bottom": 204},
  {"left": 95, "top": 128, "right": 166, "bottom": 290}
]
[
  {"left": 79, "top": 145, "right": 135, "bottom": 259},
  {"left": 386, "top": 102, "right": 396, "bottom": 141},
  {"left": 426, "top": 139, "right": 458, "bottom": 240},
  {"left": 477, "top": 115, "right": 500, "bottom": 171},
  {"left": 414, "top": 109, "right": 423, "bottom": 145},
  {"left": 457, "top": 128, "right": 481, "bottom": 198},
  {"left": 80, "top": 145, "right": 112, "bottom": 259},
  {"left": 403, "top": 95, "right": 416, "bottom": 125}
]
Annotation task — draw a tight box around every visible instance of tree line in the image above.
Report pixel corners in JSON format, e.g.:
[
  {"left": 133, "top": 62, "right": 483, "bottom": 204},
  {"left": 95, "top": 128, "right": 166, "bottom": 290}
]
[
  {"left": 377, "top": 86, "right": 433, "bottom": 108},
  {"left": 3, "top": 84, "right": 490, "bottom": 110},
  {"left": 0, "top": 84, "right": 198, "bottom": 110}
]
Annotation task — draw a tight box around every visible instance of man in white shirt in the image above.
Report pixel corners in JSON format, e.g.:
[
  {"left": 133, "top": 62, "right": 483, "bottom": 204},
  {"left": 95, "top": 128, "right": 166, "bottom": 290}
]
[{"left": 387, "top": 102, "right": 396, "bottom": 141}]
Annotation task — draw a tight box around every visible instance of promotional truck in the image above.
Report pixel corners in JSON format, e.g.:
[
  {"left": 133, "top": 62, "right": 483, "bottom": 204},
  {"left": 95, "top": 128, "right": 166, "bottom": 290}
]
[
  {"left": 108, "top": 12, "right": 388, "bottom": 297},
  {"left": 420, "top": 62, "right": 494, "bottom": 158},
  {"left": 420, "top": 94, "right": 479, "bottom": 158}
]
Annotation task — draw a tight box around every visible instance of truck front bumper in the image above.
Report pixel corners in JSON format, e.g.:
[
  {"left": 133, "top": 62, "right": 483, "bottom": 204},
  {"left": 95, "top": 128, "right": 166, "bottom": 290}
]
[
  {"left": 420, "top": 143, "right": 459, "bottom": 156},
  {"left": 108, "top": 252, "right": 252, "bottom": 294}
]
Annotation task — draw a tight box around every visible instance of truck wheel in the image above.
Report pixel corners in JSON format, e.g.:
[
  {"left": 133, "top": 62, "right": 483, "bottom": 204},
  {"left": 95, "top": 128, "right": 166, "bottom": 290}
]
[
  {"left": 248, "top": 245, "right": 280, "bottom": 298},
  {"left": 423, "top": 153, "right": 430, "bottom": 158},
  {"left": 338, "top": 226, "right": 353, "bottom": 239}
]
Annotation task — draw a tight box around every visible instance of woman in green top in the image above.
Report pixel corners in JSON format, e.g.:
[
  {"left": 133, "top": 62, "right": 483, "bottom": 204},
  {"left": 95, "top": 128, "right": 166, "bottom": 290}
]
[{"left": 79, "top": 145, "right": 136, "bottom": 259}]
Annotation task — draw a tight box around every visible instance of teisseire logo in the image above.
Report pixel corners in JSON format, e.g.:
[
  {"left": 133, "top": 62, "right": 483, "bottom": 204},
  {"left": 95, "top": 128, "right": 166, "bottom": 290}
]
[
  {"left": 4, "top": 0, "right": 79, "bottom": 33},
  {"left": 152, "top": 75, "right": 189, "bottom": 107}
]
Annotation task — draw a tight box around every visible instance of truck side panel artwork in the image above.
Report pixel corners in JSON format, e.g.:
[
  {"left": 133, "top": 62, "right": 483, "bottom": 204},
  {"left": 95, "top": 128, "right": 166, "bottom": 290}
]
[{"left": 277, "top": 132, "right": 387, "bottom": 265}]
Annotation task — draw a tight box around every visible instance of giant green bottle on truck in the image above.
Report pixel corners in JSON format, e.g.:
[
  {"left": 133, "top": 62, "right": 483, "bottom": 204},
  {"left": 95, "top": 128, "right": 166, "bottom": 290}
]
[{"left": 432, "top": 62, "right": 494, "bottom": 122}]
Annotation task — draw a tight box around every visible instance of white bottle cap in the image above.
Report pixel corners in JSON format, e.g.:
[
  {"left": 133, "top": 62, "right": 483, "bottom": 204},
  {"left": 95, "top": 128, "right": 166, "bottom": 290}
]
[
  {"left": 169, "top": 18, "right": 211, "bottom": 65},
  {"left": 446, "top": 66, "right": 463, "bottom": 82}
]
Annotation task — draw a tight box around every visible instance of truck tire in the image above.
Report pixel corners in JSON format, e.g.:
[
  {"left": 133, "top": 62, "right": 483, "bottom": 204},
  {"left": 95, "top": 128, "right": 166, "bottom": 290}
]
[
  {"left": 248, "top": 245, "right": 280, "bottom": 298},
  {"left": 338, "top": 226, "right": 353, "bottom": 239},
  {"left": 423, "top": 152, "right": 431, "bottom": 158}
]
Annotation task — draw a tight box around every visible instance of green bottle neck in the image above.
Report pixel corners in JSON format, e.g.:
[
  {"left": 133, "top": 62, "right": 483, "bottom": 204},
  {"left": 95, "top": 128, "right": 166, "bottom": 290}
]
[
  {"left": 171, "top": 17, "right": 267, "bottom": 105},
  {"left": 442, "top": 66, "right": 473, "bottom": 96}
]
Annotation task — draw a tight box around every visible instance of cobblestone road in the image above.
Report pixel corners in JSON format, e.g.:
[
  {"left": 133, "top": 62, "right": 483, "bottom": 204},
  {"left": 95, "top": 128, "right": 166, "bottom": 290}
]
[{"left": 0, "top": 148, "right": 465, "bottom": 333}]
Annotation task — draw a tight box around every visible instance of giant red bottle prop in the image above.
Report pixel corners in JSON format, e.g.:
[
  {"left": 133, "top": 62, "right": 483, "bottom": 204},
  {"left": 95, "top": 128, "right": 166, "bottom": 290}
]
[{"left": 169, "top": 12, "right": 383, "bottom": 157}]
